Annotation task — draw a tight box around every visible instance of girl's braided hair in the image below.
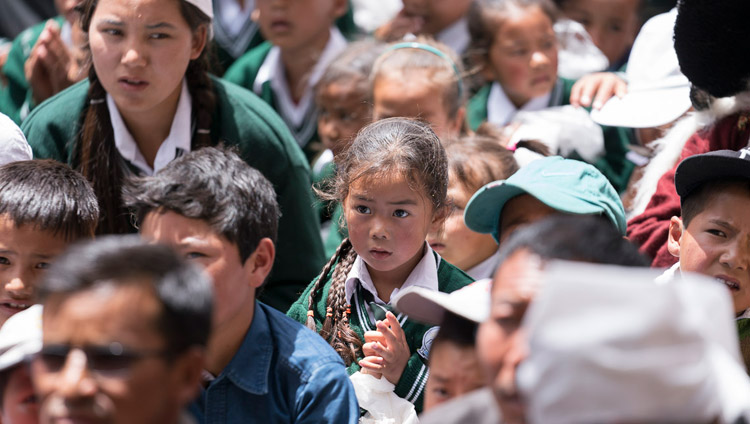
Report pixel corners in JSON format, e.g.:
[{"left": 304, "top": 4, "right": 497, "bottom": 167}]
[
  {"left": 76, "top": 0, "right": 215, "bottom": 234},
  {"left": 307, "top": 118, "right": 449, "bottom": 365}
]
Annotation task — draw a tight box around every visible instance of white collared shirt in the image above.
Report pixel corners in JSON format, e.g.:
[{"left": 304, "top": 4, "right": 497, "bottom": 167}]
[
  {"left": 345, "top": 243, "right": 441, "bottom": 315},
  {"left": 467, "top": 249, "right": 501, "bottom": 281},
  {"left": 487, "top": 81, "right": 552, "bottom": 127},
  {"left": 216, "top": 0, "right": 255, "bottom": 38},
  {"left": 107, "top": 79, "right": 192, "bottom": 175},
  {"left": 436, "top": 17, "right": 470, "bottom": 55},
  {"left": 253, "top": 27, "right": 347, "bottom": 145}
]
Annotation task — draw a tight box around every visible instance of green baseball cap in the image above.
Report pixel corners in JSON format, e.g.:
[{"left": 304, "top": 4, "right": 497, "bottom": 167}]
[{"left": 464, "top": 156, "right": 626, "bottom": 243}]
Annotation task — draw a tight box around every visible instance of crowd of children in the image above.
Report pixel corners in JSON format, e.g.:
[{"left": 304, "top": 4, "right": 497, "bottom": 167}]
[{"left": 5, "top": 0, "right": 750, "bottom": 423}]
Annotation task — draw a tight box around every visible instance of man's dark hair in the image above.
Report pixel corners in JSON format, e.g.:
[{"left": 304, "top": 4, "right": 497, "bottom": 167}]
[
  {"left": 498, "top": 215, "right": 648, "bottom": 267},
  {"left": 681, "top": 179, "right": 750, "bottom": 228},
  {"left": 38, "top": 236, "right": 213, "bottom": 357},
  {"left": 0, "top": 160, "right": 99, "bottom": 240},
  {"left": 123, "top": 146, "right": 280, "bottom": 264}
]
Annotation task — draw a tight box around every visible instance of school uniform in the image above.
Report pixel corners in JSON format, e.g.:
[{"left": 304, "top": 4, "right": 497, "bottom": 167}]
[
  {"left": 466, "top": 249, "right": 501, "bottom": 280},
  {"left": 436, "top": 17, "right": 470, "bottom": 56},
  {"left": 223, "top": 27, "right": 348, "bottom": 163},
  {"left": 0, "top": 16, "right": 66, "bottom": 124},
  {"left": 467, "top": 79, "right": 635, "bottom": 193},
  {"left": 287, "top": 244, "right": 474, "bottom": 413},
  {"left": 21, "top": 76, "right": 325, "bottom": 313}
]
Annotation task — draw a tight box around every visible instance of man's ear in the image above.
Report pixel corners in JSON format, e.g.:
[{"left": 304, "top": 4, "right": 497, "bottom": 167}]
[
  {"left": 667, "top": 216, "right": 684, "bottom": 258},
  {"left": 171, "top": 347, "right": 206, "bottom": 406},
  {"left": 244, "top": 238, "right": 276, "bottom": 289}
]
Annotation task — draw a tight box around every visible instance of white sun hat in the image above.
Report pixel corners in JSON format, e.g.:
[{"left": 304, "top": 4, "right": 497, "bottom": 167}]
[
  {"left": 185, "top": 0, "right": 213, "bottom": 19},
  {"left": 0, "top": 305, "right": 43, "bottom": 372},
  {"left": 591, "top": 9, "right": 691, "bottom": 129},
  {"left": 392, "top": 279, "right": 491, "bottom": 325},
  {"left": 517, "top": 261, "right": 750, "bottom": 424},
  {"left": 0, "top": 112, "right": 32, "bottom": 165}
]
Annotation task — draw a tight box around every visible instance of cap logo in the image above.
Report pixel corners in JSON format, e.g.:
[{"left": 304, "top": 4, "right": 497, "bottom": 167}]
[{"left": 740, "top": 147, "right": 750, "bottom": 160}]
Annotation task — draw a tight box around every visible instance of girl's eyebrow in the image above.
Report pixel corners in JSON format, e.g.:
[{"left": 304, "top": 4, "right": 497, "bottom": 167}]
[
  {"left": 100, "top": 19, "right": 124, "bottom": 26},
  {"left": 146, "top": 22, "right": 177, "bottom": 30},
  {"left": 388, "top": 199, "right": 417, "bottom": 206}
]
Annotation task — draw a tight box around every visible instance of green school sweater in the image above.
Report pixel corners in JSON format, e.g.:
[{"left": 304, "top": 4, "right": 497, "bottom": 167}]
[
  {"left": 223, "top": 42, "right": 324, "bottom": 164},
  {"left": 211, "top": 4, "right": 359, "bottom": 75},
  {"left": 0, "top": 16, "right": 65, "bottom": 125},
  {"left": 21, "top": 76, "right": 325, "bottom": 313},
  {"left": 467, "top": 79, "right": 635, "bottom": 193},
  {"left": 287, "top": 253, "right": 474, "bottom": 413}
]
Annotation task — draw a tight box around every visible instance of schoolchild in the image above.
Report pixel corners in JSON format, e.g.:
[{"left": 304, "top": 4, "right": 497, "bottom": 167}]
[
  {"left": 223, "top": 0, "right": 349, "bottom": 162},
  {"left": 21, "top": 0, "right": 324, "bottom": 313},
  {"left": 0, "top": 305, "right": 42, "bottom": 424},
  {"left": 464, "top": 155, "right": 626, "bottom": 246},
  {"left": 0, "top": 0, "right": 86, "bottom": 124},
  {"left": 210, "top": 0, "right": 357, "bottom": 73},
  {"left": 124, "top": 147, "right": 359, "bottom": 424},
  {"left": 466, "top": 0, "right": 634, "bottom": 192},
  {"left": 555, "top": 0, "right": 642, "bottom": 71},
  {"left": 0, "top": 159, "right": 99, "bottom": 328},
  {"left": 375, "top": 0, "right": 473, "bottom": 56},
  {"left": 287, "top": 118, "right": 474, "bottom": 413},
  {"left": 371, "top": 37, "right": 467, "bottom": 140},
  {"left": 313, "top": 40, "right": 383, "bottom": 258},
  {"left": 427, "top": 126, "right": 521, "bottom": 279},
  {"left": 661, "top": 150, "right": 750, "bottom": 369}
]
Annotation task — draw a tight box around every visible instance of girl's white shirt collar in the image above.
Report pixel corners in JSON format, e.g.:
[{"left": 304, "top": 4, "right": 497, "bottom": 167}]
[
  {"left": 107, "top": 79, "right": 193, "bottom": 176},
  {"left": 436, "top": 17, "right": 470, "bottom": 55},
  {"left": 344, "top": 243, "right": 441, "bottom": 305},
  {"left": 487, "top": 81, "right": 552, "bottom": 127},
  {"left": 466, "top": 249, "right": 501, "bottom": 281},
  {"left": 253, "top": 27, "right": 347, "bottom": 128}
]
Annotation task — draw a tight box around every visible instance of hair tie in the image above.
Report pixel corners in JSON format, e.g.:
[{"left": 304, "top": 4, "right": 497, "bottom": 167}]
[
  {"left": 89, "top": 98, "right": 105, "bottom": 105},
  {"left": 307, "top": 310, "right": 315, "bottom": 317},
  {"left": 326, "top": 307, "right": 333, "bottom": 318},
  {"left": 196, "top": 128, "right": 210, "bottom": 135},
  {"left": 385, "top": 42, "right": 465, "bottom": 100}
]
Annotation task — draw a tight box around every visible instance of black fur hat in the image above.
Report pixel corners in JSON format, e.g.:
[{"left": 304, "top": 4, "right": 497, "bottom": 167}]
[{"left": 674, "top": 0, "right": 750, "bottom": 98}]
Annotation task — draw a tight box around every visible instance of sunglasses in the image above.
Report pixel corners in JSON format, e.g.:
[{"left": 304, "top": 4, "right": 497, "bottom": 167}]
[{"left": 34, "top": 342, "right": 167, "bottom": 377}]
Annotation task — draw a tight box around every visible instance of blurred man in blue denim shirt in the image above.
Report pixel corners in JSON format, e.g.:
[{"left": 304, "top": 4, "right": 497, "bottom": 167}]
[{"left": 125, "top": 147, "right": 359, "bottom": 424}]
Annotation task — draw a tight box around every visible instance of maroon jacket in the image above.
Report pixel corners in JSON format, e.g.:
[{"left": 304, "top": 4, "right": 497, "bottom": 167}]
[{"left": 627, "top": 112, "right": 750, "bottom": 267}]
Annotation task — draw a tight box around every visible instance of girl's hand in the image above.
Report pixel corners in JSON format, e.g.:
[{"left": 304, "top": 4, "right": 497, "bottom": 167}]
[
  {"left": 374, "top": 10, "right": 424, "bottom": 42},
  {"left": 372, "top": 312, "right": 410, "bottom": 385},
  {"left": 359, "top": 330, "right": 386, "bottom": 379},
  {"left": 570, "top": 72, "right": 627, "bottom": 110}
]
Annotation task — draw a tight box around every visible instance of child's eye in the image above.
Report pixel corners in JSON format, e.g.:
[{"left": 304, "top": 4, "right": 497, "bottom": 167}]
[
  {"left": 607, "top": 23, "right": 624, "bottom": 33},
  {"left": 102, "top": 28, "right": 123, "bottom": 36},
  {"left": 356, "top": 205, "right": 371, "bottom": 214},
  {"left": 35, "top": 262, "right": 50, "bottom": 270},
  {"left": 707, "top": 229, "right": 727, "bottom": 238},
  {"left": 149, "top": 33, "right": 169, "bottom": 40},
  {"left": 431, "top": 387, "right": 449, "bottom": 399},
  {"left": 185, "top": 252, "right": 207, "bottom": 259},
  {"left": 0, "top": 257, "right": 10, "bottom": 265},
  {"left": 393, "top": 209, "right": 410, "bottom": 218}
]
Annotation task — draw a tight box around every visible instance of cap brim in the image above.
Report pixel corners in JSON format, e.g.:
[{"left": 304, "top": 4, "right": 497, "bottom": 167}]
[
  {"left": 591, "top": 85, "right": 692, "bottom": 129},
  {"left": 676, "top": 153, "right": 750, "bottom": 198},
  {"left": 393, "top": 283, "right": 491, "bottom": 325}
]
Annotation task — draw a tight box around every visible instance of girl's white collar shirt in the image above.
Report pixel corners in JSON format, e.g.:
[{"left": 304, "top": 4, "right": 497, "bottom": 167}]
[
  {"left": 436, "top": 16, "right": 470, "bottom": 55},
  {"left": 487, "top": 81, "right": 552, "bottom": 127},
  {"left": 466, "top": 248, "right": 501, "bottom": 281},
  {"left": 107, "top": 79, "right": 192, "bottom": 175}
]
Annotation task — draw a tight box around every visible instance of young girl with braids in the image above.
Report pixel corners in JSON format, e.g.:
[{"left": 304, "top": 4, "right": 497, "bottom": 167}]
[
  {"left": 20, "top": 0, "right": 324, "bottom": 313},
  {"left": 288, "top": 117, "right": 474, "bottom": 413}
]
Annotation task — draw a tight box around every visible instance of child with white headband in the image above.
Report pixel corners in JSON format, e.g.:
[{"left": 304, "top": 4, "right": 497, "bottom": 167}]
[{"left": 21, "top": 0, "right": 325, "bottom": 314}]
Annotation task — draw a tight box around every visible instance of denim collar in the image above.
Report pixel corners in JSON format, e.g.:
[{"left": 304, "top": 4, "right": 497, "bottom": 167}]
[{"left": 219, "top": 301, "right": 273, "bottom": 395}]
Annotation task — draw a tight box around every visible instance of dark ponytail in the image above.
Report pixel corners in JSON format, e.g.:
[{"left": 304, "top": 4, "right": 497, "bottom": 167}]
[{"left": 306, "top": 238, "right": 362, "bottom": 366}]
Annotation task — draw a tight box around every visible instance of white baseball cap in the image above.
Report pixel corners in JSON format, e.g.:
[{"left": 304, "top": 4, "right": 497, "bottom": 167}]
[
  {"left": 185, "top": 0, "right": 213, "bottom": 19},
  {"left": 0, "top": 305, "right": 43, "bottom": 372},
  {"left": 591, "top": 9, "right": 691, "bottom": 129},
  {"left": 518, "top": 261, "right": 750, "bottom": 424},
  {"left": 0, "top": 113, "right": 32, "bottom": 165},
  {"left": 392, "top": 279, "right": 491, "bottom": 325}
]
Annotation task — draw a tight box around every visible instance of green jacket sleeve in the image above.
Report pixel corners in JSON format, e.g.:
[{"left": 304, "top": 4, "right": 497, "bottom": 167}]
[{"left": 393, "top": 352, "right": 429, "bottom": 412}]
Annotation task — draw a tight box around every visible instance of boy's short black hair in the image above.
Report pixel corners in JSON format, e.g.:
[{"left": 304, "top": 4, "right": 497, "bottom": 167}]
[
  {"left": 123, "top": 146, "right": 280, "bottom": 264},
  {"left": 0, "top": 160, "right": 99, "bottom": 240},
  {"left": 498, "top": 215, "right": 649, "bottom": 267},
  {"left": 431, "top": 312, "right": 479, "bottom": 359},
  {"left": 681, "top": 179, "right": 750, "bottom": 228},
  {"left": 39, "top": 236, "right": 213, "bottom": 358}
]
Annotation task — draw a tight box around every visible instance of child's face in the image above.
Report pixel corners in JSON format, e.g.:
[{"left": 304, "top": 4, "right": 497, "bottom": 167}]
[
  {"left": 373, "top": 71, "right": 463, "bottom": 140},
  {"left": 0, "top": 215, "right": 70, "bottom": 327},
  {"left": 424, "top": 341, "right": 484, "bottom": 412},
  {"left": 483, "top": 6, "right": 558, "bottom": 109},
  {"left": 344, "top": 173, "right": 443, "bottom": 292},
  {"left": 256, "top": 0, "right": 347, "bottom": 53},
  {"left": 668, "top": 185, "right": 750, "bottom": 314},
  {"left": 428, "top": 182, "right": 498, "bottom": 272},
  {"left": 140, "top": 211, "right": 260, "bottom": 332},
  {"left": 1, "top": 366, "right": 38, "bottom": 424},
  {"left": 497, "top": 194, "right": 561, "bottom": 245},
  {"left": 401, "top": 0, "right": 473, "bottom": 36},
  {"left": 316, "top": 81, "right": 371, "bottom": 157},
  {"left": 562, "top": 0, "right": 640, "bottom": 66}
]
